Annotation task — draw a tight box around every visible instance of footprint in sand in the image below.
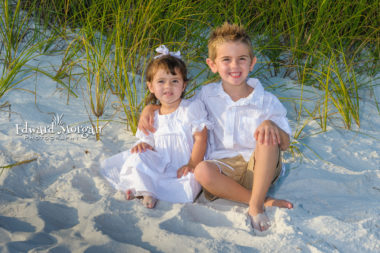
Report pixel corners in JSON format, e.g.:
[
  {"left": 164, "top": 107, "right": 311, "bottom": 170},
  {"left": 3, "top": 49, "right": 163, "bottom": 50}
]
[
  {"left": 0, "top": 215, "right": 36, "bottom": 233},
  {"left": 93, "top": 213, "right": 140, "bottom": 244},
  {"left": 159, "top": 204, "right": 233, "bottom": 239},
  {"left": 93, "top": 213, "right": 158, "bottom": 252},
  {"left": 37, "top": 201, "right": 79, "bottom": 233},
  {"left": 7, "top": 232, "right": 57, "bottom": 252},
  {"left": 71, "top": 173, "right": 101, "bottom": 204}
]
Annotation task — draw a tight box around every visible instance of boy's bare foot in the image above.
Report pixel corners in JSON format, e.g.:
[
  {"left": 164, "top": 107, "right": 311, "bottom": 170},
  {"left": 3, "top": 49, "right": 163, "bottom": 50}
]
[
  {"left": 248, "top": 205, "right": 271, "bottom": 231},
  {"left": 142, "top": 196, "right": 157, "bottom": 209},
  {"left": 249, "top": 212, "right": 271, "bottom": 232},
  {"left": 264, "top": 197, "right": 293, "bottom": 209}
]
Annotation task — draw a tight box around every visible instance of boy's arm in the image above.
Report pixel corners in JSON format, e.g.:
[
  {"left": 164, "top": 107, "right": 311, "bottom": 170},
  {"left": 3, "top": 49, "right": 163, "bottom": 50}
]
[
  {"left": 177, "top": 127, "right": 207, "bottom": 178},
  {"left": 278, "top": 126, "right": 290, "bottom": 151},
  {"left": 131, "top": 142, "right": 153, "bottom": 153},
  {"left": 254, "top": 120, "right": 290, "bottom": 151},
  {"left": 138, "top": 104, "right": 160, "bottom": 135}
]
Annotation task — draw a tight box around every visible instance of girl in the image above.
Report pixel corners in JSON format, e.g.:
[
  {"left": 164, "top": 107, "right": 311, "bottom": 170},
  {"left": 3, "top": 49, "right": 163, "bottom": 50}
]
[{"left": 101, "top": 45, "right": 211, "bottom": 208}]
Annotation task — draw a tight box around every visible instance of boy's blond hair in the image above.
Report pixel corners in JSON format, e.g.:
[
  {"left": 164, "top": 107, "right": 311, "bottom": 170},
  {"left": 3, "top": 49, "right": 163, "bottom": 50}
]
[{"left": 208, "top": 22, "right": 254, "bottom": 61}]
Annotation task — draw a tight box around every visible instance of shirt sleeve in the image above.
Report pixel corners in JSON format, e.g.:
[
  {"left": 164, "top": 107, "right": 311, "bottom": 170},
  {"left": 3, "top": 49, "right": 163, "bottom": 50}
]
[
  {"left": 185, "top": 99, "right": 213, "bottom": 134},
  {"left": 266, "top": 95, "right": 292, "bottom": 136}
]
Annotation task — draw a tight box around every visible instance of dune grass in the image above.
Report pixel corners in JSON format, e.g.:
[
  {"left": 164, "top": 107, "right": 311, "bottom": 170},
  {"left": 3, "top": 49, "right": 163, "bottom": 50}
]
[{"left": 1, "top": 0, "right": 378, "bottom": 146}]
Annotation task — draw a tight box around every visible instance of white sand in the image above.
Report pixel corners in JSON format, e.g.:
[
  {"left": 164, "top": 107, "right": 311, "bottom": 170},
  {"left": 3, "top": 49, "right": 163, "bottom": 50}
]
[{"left": 0, "top": 54, "right": 379, "bottom": 253}]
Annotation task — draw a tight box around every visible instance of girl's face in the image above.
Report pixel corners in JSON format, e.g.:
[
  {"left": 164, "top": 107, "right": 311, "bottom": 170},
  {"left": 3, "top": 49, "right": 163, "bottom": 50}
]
[{"left": 147, "top": 67, "right": 186, "bottom": 109}]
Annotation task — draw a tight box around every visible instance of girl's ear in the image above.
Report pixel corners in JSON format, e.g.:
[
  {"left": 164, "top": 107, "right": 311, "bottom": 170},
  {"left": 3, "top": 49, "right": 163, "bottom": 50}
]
[
  {"left": 147, "top": 82, "right": 154, "bottom": 93},
  {"left": 206, "top": 58, "right": 218, "bottom": 73}
]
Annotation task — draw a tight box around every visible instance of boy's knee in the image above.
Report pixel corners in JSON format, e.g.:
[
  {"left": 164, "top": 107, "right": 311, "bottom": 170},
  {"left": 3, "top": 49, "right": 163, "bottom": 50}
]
[
  {"left": 255, "top": 142, "right": 279, "bottom": 156},
  {"left": 194, "top": 161, "right": 215, "bottom": 185}
]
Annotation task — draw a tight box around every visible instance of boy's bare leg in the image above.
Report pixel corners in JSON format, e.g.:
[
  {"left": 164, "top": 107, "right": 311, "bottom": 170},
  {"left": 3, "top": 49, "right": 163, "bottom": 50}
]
[
  {"left": 194, "top": 161, "right": 252, "bottom": 203},
  {"left": 195, "top": 148, "right": 292, "bottom": 231},
  {"left": 249, "top": 143, "right": 286, "bottom": 231},
  {"left": 194, "top": 161, "right": 293, "bottom": 208}
]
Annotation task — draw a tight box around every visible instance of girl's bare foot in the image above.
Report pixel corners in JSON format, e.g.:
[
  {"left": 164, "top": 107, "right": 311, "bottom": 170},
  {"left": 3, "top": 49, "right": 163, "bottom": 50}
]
[
  {"left": 142, "top": 196, "right": 157, "bottom": 209},
  {"left": 264, "top": 197, "right": 293, "bottom": 209},
  {"left": 125, "top": 189, "right": 135, "bottom": 200}
]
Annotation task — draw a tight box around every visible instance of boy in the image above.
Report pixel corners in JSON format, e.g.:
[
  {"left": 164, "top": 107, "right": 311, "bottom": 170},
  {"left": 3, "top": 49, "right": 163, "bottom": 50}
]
[{"left": 139, "top": 23, "right": 293, "bottom": 231}]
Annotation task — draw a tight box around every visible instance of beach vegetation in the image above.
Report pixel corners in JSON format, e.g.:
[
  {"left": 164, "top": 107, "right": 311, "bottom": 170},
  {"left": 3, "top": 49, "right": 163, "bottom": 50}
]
[{"left": 0, "top": 0, "right": 378, "bottom": 148}]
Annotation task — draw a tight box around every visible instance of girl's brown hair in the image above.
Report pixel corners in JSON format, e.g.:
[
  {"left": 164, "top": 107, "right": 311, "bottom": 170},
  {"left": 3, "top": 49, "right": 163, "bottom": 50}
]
[{"left": 145, "top": 55, "right": 189, "bottom": 105}]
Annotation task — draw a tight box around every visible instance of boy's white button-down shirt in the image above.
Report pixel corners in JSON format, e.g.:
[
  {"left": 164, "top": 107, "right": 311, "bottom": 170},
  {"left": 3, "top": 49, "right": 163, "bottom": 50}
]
[{"left": 197, "top": 78, "right": 291, "bottom": 161}]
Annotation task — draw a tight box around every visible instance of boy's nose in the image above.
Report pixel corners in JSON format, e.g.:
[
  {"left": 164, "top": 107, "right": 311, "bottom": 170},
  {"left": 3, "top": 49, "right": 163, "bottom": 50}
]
[{"left": 231, "top": 59, "right": 239, "bottom": 67}]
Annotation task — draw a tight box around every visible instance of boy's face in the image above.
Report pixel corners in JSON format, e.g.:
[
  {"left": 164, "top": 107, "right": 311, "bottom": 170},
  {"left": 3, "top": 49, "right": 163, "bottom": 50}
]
[{"left": 206, "top": 41, "right": 256, "bottom": 88}]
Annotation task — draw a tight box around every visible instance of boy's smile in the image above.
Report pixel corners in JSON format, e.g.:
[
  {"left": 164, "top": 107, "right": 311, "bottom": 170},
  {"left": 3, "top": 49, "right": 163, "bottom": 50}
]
[{"left": 207, "top": 41, "right": 256, "bottom": 89}]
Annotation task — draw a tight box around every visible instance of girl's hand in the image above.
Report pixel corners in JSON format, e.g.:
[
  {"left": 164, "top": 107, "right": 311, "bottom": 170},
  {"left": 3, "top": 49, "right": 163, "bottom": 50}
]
[
  {"left": 131, "top": 142, "right": 153, "bottom": 153},
  {"left": 138, "top": 105, "right": 159, "bottom": 135},
  {"left": 254, "top": 120, "right": 281, "bottom": 146},
  {"left": 177, "top": 164, "right": 194, "bottom": 178}
]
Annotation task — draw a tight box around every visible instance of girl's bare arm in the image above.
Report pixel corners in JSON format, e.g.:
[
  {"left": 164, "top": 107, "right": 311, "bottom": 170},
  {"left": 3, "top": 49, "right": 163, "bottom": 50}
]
[{"left": 177, "top": 127, "right": 208, "bottom": 178}]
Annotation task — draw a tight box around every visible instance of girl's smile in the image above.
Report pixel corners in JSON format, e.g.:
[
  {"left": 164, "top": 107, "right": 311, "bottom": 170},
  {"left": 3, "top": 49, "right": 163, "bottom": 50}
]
[{"left": 147, "top": 68, "right": 186, "bottom": 114}]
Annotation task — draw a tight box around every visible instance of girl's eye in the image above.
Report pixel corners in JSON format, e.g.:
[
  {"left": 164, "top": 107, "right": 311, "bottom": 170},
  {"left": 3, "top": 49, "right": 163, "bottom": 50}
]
[{"left": 172, "top": 79, "right": 179, "bottom": 83}]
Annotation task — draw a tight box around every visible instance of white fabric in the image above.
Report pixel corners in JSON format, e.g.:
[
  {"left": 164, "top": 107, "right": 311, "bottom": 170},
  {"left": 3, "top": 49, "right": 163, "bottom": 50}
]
[
  {"left": 100, "top": 99, "right": 211, "bottom": 203},
  {"left": 154, "top": 45, "right": 181, "bottom": 59},
  {"left": 197, "top": 78, "right": 291, "bottom": 162}
]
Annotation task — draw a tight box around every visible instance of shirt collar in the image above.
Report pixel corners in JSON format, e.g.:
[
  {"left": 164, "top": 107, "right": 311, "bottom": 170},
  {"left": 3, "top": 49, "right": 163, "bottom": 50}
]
[{"left": 213, "top": 78, "right": 264, "bottom": 108}]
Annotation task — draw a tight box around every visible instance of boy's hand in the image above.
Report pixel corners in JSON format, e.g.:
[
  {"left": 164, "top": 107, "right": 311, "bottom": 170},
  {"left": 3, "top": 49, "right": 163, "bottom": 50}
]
[
  {"left": 254, "top": 120, "right": 281, "bottom": 146},
  {"left": 131, "top": 142, "right": 153, "bottom": 153},
  {"left": 177, "top": 164, "right": 195, "bottom": 178},
  {"left": 138, "top": 105, "right": 158, "bottom": 135}
]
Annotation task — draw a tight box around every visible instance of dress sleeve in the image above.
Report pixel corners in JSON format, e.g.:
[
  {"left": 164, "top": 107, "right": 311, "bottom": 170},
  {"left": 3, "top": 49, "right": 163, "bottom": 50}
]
[
  {"left": 135, "top": 129, "right": 155, "bottom": 147},
  {"left": 185, "top": 99, "right": 213, "bottom": 134}
]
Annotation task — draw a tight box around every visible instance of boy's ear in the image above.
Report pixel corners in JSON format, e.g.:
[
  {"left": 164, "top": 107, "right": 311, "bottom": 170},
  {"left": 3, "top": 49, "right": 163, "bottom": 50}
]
[
  {"left": 250, "top": 56, "right": 257, "bottom": 71},
  {"left": 206, "top": 58, "right": 218, "bottom": 73}
]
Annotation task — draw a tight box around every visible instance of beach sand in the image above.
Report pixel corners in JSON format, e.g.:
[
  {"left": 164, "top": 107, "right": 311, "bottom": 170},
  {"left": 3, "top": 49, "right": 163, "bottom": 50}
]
[{"left": 0, "top": 57, "right": 379, "bottom": 252}]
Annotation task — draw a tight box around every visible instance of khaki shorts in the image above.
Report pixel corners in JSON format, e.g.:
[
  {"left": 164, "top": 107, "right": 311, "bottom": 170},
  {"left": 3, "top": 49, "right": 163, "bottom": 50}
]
[{"left": 203, "top": 150, "right": 282, "bottom": 201}]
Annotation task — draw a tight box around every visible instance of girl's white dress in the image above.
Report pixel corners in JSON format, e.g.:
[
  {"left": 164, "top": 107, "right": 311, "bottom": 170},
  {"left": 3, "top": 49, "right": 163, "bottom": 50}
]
[{"left": 100, "top": 99, "right": 211, "bottom": 203}]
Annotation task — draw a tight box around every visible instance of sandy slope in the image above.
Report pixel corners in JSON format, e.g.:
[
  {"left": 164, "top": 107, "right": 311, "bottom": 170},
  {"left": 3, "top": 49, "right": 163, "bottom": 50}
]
[{"left": 0, "top": 58, "right": 379, "bottom": 252}]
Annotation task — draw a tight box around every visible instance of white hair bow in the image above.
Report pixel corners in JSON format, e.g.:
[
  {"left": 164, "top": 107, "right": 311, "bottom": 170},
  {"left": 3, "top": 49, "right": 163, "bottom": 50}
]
[{"left": 154, "top": 45, "right": 181, "bottom": 59}]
